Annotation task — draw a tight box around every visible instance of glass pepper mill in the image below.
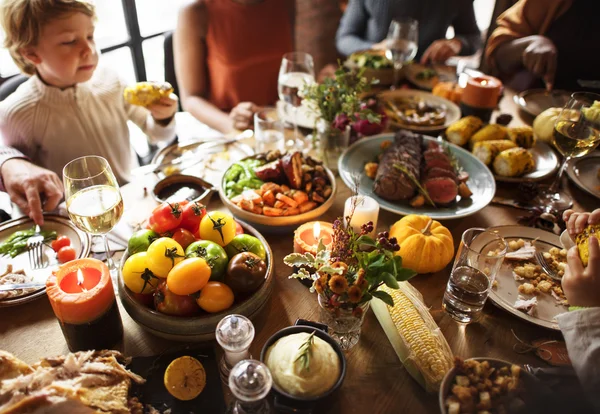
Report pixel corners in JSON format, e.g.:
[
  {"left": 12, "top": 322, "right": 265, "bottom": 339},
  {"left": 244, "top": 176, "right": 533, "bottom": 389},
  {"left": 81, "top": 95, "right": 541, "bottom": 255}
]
[
  {"left": 216, "top": 314, "right": 255, "bottom": 384},
  {"left": 227, "top": 360, "right": 272, "bottom": 414}
]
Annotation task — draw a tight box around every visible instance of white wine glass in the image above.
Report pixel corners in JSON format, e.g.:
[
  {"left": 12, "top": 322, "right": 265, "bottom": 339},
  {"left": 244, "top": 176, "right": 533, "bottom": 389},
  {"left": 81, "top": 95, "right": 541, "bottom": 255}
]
[
  {"left": 277, "top": 52, "right": 315, "bottom": 150},
  {"left": 385, "top": 18, "right": 419, "bottom": 90},
  {"left": 63, "top": 156, "right": 124, "bottom": 272},
  {"left": 538, "top": 92, "right": 600, "bottom": 211}
]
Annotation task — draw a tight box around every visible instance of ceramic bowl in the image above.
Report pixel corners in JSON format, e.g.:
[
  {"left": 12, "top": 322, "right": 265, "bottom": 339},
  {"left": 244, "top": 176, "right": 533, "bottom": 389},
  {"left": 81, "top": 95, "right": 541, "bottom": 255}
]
[
  {"left": 152, "top": 174, "right": 214, "bottom": 204},
  {"left": 260, "top": 320, "right": 346, "bottom": 411},
  {"left": 117, "top": 220, "right": 273, "bottom": 342},
  {"left": 218, "top": 157, "right": 337, "bottom": 234}
]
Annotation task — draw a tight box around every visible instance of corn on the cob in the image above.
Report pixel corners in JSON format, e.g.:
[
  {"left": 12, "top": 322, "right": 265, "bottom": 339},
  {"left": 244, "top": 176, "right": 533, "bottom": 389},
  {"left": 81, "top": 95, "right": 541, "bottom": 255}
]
[
  {"left": 371, "top": 282, "right": 454, "bottom": 392},
  {"left": 492, "top": 147, "right": 535, "bottom": 177},
  {"left": 468, "top": 124, "right": 508, "bottom": 149},
  {"left": 446, "top": 116, "right": 483, "bottom": 146},
  {"left": 508, "top": 126, "right": 536, "bottom": 149},
  {"left": 576, "top": 224, "right": 600, "bottom": 267},
  {"left": 124, "top": 81, "right": 173, "bottom": 107},
  {"left": 472, "top": 140, "right": 517, "bottom": 165}
]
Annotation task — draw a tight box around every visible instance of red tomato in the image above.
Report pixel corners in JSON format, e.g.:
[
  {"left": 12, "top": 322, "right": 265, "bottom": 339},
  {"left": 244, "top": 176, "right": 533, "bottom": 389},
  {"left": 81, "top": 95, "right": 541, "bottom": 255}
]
[
  {"left": 171, "top": 228, "right": 196, "bottom": 250},
  {"left": 180, "top": 201, "right": 206, "bottom": 233},
  {"left": 234, "top": 221, "right": 244, "bottom": 236},
  {"left": 148, "top": 202, "right": 183, "bottom": 233},
  {"left": 51, "top": 235, "right": 71, "bottom": 252},
  {"left": 57, "top": 246, "right": 76, "bottom": 263}
]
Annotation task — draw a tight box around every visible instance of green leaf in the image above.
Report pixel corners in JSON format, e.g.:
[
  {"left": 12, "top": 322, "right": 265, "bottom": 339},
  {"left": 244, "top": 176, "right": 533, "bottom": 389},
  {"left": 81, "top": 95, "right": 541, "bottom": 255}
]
[
  {"left": 368, "top": 255, "right": 386, "bottom": 270},
  {"left": 395, "top": 267, "right": 417, "bottom": 281},
  {"left": 356, "top": 235, "right": 377, "bottom": 247},
  {"left": 393, "top": 255, "right": 403, "bottom": 268},
  {"left": 317, "top": 239, "right": 326, "bottom": 253},
  {"left": 359, "top": 292, "right": 373, "bottom": 304},
  {"left": 372, "top": 290, "right": 394, "bottom": 307},
  {"left": 283, "top": 253, "right": 315, "bottom": 267},
  {"left": 381, "top": 272, "right": 399, "bottom": 289}
]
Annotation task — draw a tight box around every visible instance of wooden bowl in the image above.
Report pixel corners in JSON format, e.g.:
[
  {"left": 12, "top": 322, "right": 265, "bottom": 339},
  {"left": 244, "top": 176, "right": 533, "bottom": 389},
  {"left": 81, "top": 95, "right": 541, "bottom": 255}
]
[
  {"left": 218, "top": 158, "right": 337, "bottom": 234},
  {"left": 117, "top": 220, "right": 274, "bottom": 342}
]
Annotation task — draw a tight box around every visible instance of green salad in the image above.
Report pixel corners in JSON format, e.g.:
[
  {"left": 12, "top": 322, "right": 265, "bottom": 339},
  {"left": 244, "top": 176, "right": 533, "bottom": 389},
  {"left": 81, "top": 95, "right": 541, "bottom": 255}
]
[{"left": 348, "top": 51, "right": 393, "bottom": 69}]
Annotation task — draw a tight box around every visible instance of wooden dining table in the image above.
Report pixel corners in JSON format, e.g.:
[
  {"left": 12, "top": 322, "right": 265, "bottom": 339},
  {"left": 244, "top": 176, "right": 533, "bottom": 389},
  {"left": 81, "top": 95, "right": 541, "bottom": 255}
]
[{"left": 0, "top": 89, "right": 597, "bottom": 413}]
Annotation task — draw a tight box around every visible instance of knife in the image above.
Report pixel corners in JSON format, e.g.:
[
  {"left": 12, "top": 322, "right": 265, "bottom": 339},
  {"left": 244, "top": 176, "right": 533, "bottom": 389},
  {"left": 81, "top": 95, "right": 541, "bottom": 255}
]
[{"left": 0, "top": 283, "right": 46, "bottom": 291}]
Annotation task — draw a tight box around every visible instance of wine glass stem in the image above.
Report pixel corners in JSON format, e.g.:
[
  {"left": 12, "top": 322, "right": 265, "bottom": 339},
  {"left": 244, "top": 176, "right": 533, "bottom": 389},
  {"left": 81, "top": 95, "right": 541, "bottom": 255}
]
[
  {"left": 292, "top": 106, "right": 301, "bottom": 147},
  {"left": 103, "top": 234, "right": 115, "bottom": 270},
  {"left": 548, "top": 156, "right": 570, "bottom": 197},
  {"left": 392, "top": 62, "right": 402, "bottom": 90}
]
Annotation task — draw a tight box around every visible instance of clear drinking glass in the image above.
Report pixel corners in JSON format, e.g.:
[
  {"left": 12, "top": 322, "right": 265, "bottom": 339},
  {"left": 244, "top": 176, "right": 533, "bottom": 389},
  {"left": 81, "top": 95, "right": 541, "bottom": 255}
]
[
  {"left": 277, "top": 52, "right": 315, "bottom": 150},
  {"left": 63, "top": 156, "right": 124, "bottom": 274},
  {"left": 537, "top": 92, "right": 600, "bottom": 211},
  {"left": 385, "top": 18, "right": 419, "bottom": 90},
  {"left": 254, "top": 107, "right": 285, "bottom": 154},
  {"left": 442, "top": 228, "right": 507, "bottom": 324}
]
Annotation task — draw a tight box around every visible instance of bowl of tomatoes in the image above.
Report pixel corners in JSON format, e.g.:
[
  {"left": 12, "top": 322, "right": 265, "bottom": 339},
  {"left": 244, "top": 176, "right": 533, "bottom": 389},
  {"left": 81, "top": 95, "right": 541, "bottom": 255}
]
[{"left": 118, "top": 201, "right": 274, "bottom": 342}]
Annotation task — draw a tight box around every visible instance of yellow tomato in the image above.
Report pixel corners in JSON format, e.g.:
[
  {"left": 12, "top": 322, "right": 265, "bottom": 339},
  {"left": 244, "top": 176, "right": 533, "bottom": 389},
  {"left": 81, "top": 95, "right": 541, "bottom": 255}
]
[
  {"left": 199, "top": 212, "right": 236, "bottom": 247},
  {"left": 167, "top": 257, "right": 211, "bottom": 295},
  {"left": 146, "top": 237, "right": 185, "bottom": 278},
  {"left": 122, "top": 252, "right": 160, "bottom": 294},
  {"left": 196, "top": 282, "right": 234, "bottom": 313}
]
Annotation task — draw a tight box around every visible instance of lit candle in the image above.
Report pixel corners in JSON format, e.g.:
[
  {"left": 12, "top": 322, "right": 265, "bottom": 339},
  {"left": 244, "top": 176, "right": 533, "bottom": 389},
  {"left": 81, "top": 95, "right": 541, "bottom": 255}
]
[
  {"left": 293, "top": 221, "right": 334, "bottom": 255},
  {"left": 460, "top": 75, "right": 503, "bottom": 123},
  {"left": 46, "top": 258, "right": 123, "bottom": 352},
  {"left": 344, "top": 195, "right": 380, "bottom": 237}
]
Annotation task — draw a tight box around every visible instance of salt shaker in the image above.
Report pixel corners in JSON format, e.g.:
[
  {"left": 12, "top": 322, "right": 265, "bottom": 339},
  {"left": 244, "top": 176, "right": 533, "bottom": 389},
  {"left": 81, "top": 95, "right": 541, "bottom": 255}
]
[
  {"left": 227, "top": 360, "right": 272, "bottom": 414},
  {"left": 216, "top": 314, "right": 255, "bottom": 383}
]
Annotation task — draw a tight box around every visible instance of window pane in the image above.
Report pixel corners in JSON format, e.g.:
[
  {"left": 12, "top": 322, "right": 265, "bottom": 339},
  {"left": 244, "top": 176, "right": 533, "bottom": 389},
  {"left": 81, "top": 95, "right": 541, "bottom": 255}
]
[
  {"left": 135, "top": 0, "right": 187, "bottom": 37},
  {"left": 0, "top": 30, "right": 21, "bottom": 78},
  {"left": 143, "top": 36, "right": 165, "bottom": 82},
  {"left": 94, "top": 0, "right": 129, "bottom": 49},
  {"left": 100, "top": 47, "right": 137, "bottom": 84}
]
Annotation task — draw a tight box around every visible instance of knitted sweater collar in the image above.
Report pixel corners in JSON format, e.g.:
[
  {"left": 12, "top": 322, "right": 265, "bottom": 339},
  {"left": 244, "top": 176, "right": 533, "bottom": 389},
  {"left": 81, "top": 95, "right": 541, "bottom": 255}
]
[{"left": 31, "top": 74, "right": 90, "bottom": 105}]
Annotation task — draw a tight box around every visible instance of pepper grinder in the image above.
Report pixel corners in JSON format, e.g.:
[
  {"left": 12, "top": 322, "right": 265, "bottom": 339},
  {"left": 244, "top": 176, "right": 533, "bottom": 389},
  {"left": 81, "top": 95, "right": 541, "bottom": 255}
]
[
  {"left": 216, "top": 314, "right": 255, "bottom": 384},
  {"left": 227, "top": 360, "right": 272, "bottom": 414}
]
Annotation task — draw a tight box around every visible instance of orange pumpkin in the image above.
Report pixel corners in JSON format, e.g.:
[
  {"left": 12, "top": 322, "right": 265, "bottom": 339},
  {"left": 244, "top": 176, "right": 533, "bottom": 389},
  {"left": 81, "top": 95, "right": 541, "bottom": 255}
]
[{"left": 390, "top": 215, "right": 454, "bottom": 274}]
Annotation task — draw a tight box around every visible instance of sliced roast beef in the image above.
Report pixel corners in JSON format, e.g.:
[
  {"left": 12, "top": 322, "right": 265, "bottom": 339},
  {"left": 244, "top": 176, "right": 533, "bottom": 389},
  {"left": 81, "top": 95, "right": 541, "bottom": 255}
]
[
  {"left": 424, "top": 177, "right": 459, "bottom": 205},
  {"left": 424, "top": 167, "right": 458, "bottom": 182},
  {"left": 423, "top": 158, "right": 454, "bottom": 172}
]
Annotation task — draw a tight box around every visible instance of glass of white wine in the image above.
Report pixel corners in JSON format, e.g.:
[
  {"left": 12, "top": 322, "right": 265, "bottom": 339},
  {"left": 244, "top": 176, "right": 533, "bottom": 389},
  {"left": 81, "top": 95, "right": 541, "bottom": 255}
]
[
  {"left": 277, "top": 52, "right": 315, "bottom": 150},
  {"left": 538, "top": 92, "right": 600, "bottom": 211},
  {"left": 385, "top": 18, "right": 419, "bottom": 90},
  {"left": 63, "top": 156, "right": 124, "bottom": 272}
]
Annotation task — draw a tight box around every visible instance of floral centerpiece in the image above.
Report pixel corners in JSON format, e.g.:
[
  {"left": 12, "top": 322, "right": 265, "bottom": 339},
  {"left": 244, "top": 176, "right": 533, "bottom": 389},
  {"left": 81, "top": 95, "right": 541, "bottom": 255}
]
[{"left": 284, "top": 207, "right": 416, "bottom": 349}]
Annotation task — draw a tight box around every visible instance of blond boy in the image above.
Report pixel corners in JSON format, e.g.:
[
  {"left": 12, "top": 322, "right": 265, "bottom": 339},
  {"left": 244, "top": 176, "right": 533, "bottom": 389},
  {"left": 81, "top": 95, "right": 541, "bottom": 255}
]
[{"left": 0, "top": 0, "right": 177, "bottom": 224}]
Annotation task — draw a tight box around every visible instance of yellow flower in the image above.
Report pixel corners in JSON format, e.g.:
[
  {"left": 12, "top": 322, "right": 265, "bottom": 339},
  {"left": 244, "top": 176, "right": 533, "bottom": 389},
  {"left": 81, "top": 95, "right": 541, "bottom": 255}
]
[
  {"left": 355, "top": 268, "right": 366, "bottom": 285},
  {"left": 357, "top": 278, "right": 369, "bottom": 291},
  {"left": 328, "top": 275, "right": 348, "bottom": 294},
  {"left": 347, "top": 285, "right": 362, "bottom": 303},
  {"left": 331, "top": 262, "right": 348, "bottom": 276},
  {"left": 314, "top": 279, "right": 324, "bottom": 294}
]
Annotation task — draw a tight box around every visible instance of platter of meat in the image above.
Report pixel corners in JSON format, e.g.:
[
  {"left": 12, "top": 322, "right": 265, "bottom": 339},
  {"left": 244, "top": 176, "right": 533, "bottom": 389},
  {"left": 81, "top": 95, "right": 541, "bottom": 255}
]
[{"left": 338, "top": 131, "right": 495, "bottom": 220}]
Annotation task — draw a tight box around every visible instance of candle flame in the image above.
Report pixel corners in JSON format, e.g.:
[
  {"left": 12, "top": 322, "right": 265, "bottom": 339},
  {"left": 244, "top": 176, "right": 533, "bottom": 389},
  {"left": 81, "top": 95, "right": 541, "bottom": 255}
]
[
  {"left": 481, "top": 80, "right": 488, "bottom": 86},
  {"left": 76, "top": 269, "right": 88, "bottom": 293},
  {"left": 313, "top": 222, "right": 321, "bottom": 241}
]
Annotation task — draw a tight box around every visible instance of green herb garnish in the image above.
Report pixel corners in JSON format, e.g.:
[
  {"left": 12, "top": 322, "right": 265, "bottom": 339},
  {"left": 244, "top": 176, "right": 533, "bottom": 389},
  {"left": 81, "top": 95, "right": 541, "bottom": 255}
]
[
  {"left": 393, "top": 163, "right": 436, "bottom": 207},
  {"left": 295, "top": 331, "right": 316, "bottom": 371}
]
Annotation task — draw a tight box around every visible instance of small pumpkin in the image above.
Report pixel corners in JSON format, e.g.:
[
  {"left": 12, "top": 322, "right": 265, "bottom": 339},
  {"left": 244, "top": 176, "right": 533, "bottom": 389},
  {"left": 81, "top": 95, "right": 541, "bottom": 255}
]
[
  {"left": 390, "top": 215, "right": 454, "bottom": 274},
  {"left": 532, "top": 107, "right": 562, "bottom": 142}
]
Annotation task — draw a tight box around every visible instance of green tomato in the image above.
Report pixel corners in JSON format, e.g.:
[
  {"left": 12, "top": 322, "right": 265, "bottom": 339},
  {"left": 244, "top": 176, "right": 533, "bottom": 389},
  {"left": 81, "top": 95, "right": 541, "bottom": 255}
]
[
  {"left": 185, "top": 240, "right": 228, "bottom": 281},
  {"left": 224, "top": 234, "right": 266, "bottom": 261},
  {"left": 128, "top": 229, "right": 160, "bottom": 254}
]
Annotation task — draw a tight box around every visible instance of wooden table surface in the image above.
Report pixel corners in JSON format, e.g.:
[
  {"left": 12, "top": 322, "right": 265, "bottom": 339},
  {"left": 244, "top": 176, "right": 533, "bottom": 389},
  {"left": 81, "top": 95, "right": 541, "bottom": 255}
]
[{"left": 0, "top": 90, "right": 597, "bottom": 413}]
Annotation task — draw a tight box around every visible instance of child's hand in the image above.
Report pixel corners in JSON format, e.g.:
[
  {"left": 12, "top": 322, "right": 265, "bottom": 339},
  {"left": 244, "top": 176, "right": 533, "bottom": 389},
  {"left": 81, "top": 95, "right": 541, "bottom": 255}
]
[
  {"left": 563, "top": 209, "right": 600, "bottom": 241},
  {"left": 148, "top": 95, "right": 178, "bottom": 122},
  {"left": 563, "top": 236, "right": 600, "bottom": 308}
]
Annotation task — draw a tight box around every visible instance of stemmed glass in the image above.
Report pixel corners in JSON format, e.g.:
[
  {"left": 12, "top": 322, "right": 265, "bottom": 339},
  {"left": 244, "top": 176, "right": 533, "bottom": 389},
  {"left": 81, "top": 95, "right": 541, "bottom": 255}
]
[
  {"left": 385, "top": 18, "right": 419, "bottom": 90},
  {"left": 277, "top": 52, "right": 315, "bottom": 150},
  {"left": 538, "top": 92, "right": 600, "bottom": 211},
  {"left": 63, "top": 156, "right": 124, "bottom": 274}
]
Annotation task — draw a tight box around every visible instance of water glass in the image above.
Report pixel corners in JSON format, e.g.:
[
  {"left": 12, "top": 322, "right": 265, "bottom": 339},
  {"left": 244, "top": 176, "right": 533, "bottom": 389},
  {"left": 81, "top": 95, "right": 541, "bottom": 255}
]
[
  {"left": 385, "top": 18, "right": 419, "bottom": 89},
  {"left": 254, "top": 108, "right": 285, "bottom": 153},
  {"left": 442, "top": 228, "right": 507, "bottom": 323}
]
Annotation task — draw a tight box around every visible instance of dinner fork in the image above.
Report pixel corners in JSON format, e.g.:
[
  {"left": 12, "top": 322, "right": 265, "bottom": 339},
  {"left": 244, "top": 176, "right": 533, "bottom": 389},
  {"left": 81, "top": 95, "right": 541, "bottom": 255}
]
[
  {"left": 27, "top": 225, "right": 46, "bottom": 270},
  {"left": 535, "top": 251, "right": 561, "bottom": 281}
]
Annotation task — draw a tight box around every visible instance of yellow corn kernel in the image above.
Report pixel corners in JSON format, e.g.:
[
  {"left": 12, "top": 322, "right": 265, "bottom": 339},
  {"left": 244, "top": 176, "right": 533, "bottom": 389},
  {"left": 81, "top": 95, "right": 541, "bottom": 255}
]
[
  {"left": 492, "top": 147, "right": 535, "bottom": 177},
  {"left": 472, "top": 140, "right": 517, "bottom": 165},
  {"left": 446, "top": 116, "right": 483, "bottom": 146},
  {"left": 468, "top": 124, "right": 508, "bottom": 149},
  {"left": 124, "top": 81, "right": 173, "bottom": 107}
]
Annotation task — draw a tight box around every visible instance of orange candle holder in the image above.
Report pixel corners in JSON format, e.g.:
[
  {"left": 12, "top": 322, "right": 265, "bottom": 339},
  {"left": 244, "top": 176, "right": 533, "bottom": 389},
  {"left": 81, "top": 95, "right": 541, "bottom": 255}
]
[
  {"left": 293, "top": 221, "right": 334, "bottom": 256},
  {"left": 460, "top": 75, "right": 503, "bottom": 123},
  {"left": 46, "top": 258, "right": 123, "bottom": 352}
]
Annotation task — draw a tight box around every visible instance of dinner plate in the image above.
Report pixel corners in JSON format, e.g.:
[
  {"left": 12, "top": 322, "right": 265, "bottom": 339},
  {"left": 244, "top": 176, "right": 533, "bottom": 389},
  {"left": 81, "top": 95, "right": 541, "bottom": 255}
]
[
  {"left": 152, "top": 139, "right": 254, "bottom": 188},
  {"left": 513, "top": 89, "right": 571, "bottom": 117},
  {"left": 566, "top": 152, "right": 600, "bottom": 199},
  {"left": 338, "top": 133, "right": 495, "bottom": 220},
  {"left": 276, "top": 100, "right": 318, "bottom": 130},
  {"left": 0, "top": 215, "right": 91, "bottom": 307},
  {"left": 404, "top": 63, "right": 457, "bottom": 91},
  {"left": 494, "top": 141, "right": 559, "bottom": 183},
  {"left": 378, "top": 89, "right": 461, "bottom": 133},
  {"left": 487, "top": 225, "right": 566, "bottom": 331}
]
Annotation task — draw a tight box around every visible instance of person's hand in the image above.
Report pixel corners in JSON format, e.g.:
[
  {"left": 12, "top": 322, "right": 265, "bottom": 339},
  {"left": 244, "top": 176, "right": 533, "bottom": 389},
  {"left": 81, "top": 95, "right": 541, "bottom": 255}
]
[
  {"left": 563, "top": 209, "right": 600, "bottom": 242},
  {"left": 0, "top": 159, "right": 63, "bottom": 225},
  {"left": 229, "top": 102, "right": 258, "bottom": 131},
  {"left": 372, "top": 39, "right": 388, "bottom": 51},
  {"left": 420, "top": 39, "right": 462, "bottom": 64},
  {"left": 522, "top": 35, "right": 557, "bottom": 91},
  {"left": 148, "top": 95, "right": 179, "bottom": 122},
  {"left": 318, "top": 64, "right": 337, "bottom": 82}
]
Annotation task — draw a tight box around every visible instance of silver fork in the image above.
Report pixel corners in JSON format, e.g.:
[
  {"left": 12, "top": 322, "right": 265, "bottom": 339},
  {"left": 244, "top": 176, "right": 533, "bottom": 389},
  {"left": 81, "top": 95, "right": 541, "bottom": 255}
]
[
  {"left": 535, "top": 251, "right": 561, "bottom": 281},
  {"left": 27, "top": 225, "right": 46, "bottom": 270}
]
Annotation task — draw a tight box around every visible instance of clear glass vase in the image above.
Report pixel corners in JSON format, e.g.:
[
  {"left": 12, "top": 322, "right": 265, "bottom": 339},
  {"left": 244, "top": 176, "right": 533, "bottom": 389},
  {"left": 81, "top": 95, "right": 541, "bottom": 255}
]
[
  {"left": 318, "top": 293, "right": 369, "bottom": 351},
  {"left": 317, "top": 120, "right": 350, "bottom": 173}
]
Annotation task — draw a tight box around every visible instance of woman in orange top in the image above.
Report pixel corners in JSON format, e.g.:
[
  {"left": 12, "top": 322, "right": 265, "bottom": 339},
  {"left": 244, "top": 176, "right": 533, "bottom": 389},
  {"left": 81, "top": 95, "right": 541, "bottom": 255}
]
[{"left": 174, "top": 0, "right": 294, "bottom": 133}]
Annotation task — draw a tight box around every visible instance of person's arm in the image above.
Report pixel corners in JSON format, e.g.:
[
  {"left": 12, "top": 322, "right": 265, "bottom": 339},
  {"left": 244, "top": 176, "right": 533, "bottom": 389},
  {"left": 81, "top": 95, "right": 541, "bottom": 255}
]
[
  {"left": 174, "top": 1, "right": 235, "bottom": 134},
  {"left": 451, "top": 0, "right": 481, "bottom": 56},
  {"left": 335, "top": 0, "right": 375, "bottom": 57}
]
